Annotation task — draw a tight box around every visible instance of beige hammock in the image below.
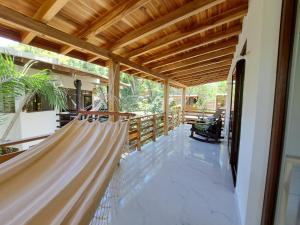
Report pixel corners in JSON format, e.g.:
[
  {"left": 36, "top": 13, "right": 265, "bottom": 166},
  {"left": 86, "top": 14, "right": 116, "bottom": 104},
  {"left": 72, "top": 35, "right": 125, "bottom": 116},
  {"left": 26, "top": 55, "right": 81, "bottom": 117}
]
[{"left": 0, "top": 118, "right": 129, "bottom": 225}]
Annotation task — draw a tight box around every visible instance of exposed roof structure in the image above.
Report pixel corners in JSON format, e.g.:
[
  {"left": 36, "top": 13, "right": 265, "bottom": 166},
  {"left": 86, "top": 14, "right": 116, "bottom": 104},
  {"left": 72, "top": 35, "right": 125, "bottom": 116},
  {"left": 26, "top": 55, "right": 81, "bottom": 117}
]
[{"left": 0, "top": 0, "right": 248, "bottom": 87}]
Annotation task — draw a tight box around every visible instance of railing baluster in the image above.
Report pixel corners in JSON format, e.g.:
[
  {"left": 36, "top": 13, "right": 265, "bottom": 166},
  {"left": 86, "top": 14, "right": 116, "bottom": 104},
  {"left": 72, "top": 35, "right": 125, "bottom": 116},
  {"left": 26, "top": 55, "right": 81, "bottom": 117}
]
[
  {"left": 137, "top": 117, "right": 141, "bottom": 151},
  {"left": 152, "top": 115, "right": 157, "bottom": 142}
]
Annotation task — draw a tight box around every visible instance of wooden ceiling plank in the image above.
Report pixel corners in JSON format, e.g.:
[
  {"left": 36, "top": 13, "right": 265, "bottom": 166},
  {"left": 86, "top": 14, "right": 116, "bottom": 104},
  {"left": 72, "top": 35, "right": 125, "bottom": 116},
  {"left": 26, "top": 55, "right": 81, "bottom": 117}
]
[
  {"left": 185, "top": 76, "right": 227, "bottom": 86},
  {"left": 156, "top": 46, "right": 235, "bottom": 73},
  {"left": 166, "top": 60, "right": 232, "bottom": 78},
  {"left": 0, "top": 5, "right": 182, "bottom": 84},
  {"left": 164, "top": 56, "right": 233, "bottom": 76},
  {"left": 110, "top": 0, "right": 225, "bottom": 51},
  {"left": 148, "top": 38, "right": 237, "bottom": 69},
  {"left": 124, "top": 4, "right": 247, "bottom": 59},
  {"left": 174, "top": 68, "right": 230, "bottom": 81},
  {"left": 22, "top": 0, "right": 70, "bottom": 44},
  {"left": 142, "top": 24, "right": 242, "bottom": 65},
  {"left": 60, "top": 0, "right": 151, "bottom": 55},
  {"left": 173, "top": 66, "right": 231, "bottom": 80}
]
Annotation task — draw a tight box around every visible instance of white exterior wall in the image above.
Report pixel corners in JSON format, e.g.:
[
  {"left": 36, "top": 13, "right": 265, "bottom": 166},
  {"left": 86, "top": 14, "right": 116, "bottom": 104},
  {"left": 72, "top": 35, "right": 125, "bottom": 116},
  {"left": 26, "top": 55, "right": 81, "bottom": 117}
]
[{"left": 224, "top": 0, "right": 283, "bottom": 224}]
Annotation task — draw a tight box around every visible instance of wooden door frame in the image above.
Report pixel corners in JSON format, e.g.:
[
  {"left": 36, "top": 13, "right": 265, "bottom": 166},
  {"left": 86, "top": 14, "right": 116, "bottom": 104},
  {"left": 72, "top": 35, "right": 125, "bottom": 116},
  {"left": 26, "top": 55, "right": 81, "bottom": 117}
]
[
  {"left": 230, "top": 59, "right": 246, "bottom": 187},
  {"left": 261, "top": 0, "right": 298, "bottom": 224}
]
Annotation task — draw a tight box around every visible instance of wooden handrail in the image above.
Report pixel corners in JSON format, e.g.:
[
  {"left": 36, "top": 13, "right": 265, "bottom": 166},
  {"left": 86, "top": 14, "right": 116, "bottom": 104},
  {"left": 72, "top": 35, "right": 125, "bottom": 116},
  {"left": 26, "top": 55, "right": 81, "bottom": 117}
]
[
  {"left": 78, "top": 111, "right": 136, "bottom": 117},
  {"left": 0, "top": 134, "right": 51, "bottom": 148}
]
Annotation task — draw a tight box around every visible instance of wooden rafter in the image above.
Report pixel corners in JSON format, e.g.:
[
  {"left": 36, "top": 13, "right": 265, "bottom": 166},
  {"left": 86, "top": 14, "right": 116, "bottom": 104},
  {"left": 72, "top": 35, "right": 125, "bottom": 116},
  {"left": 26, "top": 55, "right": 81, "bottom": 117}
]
[
  {"left": 156, "top": 47, "right": 235, "bottom": 73},
  {"left": 124, "top": 4, "right": 247, "bottom": 59},
  {"left": 164, "top": 55, "right": 233, "bottom": 76},
  {"left": 173, "top": 66, "right": 231, "bottom": 79},
  {"left": 0, "top": 5, "right": 173, "bottom": 82},
  {"left": 142, "top": 24, "right": 242, "bottom": 65},
  {"left": 22, "top": 0, "right": 70, "bottom": 44},
  {"left": 174, "top": 68, "right": 230, "bottom": 81},
  {"left": 166, "top": 60, "right": 232, "bottom": 78},
  {"left": 184, "top": 76, "right": 227, "bottom": 86},
  {"left": 147, "top": 38, "right": 238, "bottom": 69},
  {"left": 176, "top": 74, "right": 228, "bottom": 84},
  {"left": 109, "top": 0, "right": 225, "bottom": 51},
  {"left": 60, "top": 0, "right": 151, "bottom": 55}
]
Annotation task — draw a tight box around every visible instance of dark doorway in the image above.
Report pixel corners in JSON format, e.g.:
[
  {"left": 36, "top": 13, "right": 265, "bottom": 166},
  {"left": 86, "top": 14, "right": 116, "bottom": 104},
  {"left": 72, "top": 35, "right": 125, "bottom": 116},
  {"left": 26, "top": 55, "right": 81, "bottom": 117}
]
[{"left": 228, "top": 59, "right": 246, "bottom": 186}]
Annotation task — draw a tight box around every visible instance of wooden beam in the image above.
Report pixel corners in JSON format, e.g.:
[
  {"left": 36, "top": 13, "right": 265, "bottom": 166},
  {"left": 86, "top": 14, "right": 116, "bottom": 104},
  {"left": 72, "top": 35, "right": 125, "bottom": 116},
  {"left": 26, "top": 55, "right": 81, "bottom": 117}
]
[
  {"left": 181, "top": 87, "right": 186, "bottom": 123},
  {"left": 110, "top": 0, "right": 225, "bottom": 51},
  {"left": 175, "top": 68, "right": 230, "bottom": 81},
  {"left": 108, "top": 60, "right": 120, "bottom": 122},
  {"left": 167, "top": 60, "right": 232, "bottom": 78},
  {"left": 184, "top": 76, "right": 227, "bottom": 86},
  {"left": 22, "top": 0, "right": 70, "bottom": 44},
  {"left": 177, "top": 72, "right": 229, "bottom": 83},
  {"left": 165, "top": 56, "right": 233, "bottom": 76},
  {"left": 156, "top": 47, "right": 235, "bottom": 73},
  {"left": 143, "top": 25, "right": 242, "bottom": 65},
  {"left": 0, "top": 5, "right": 176, "bottom": 83},
  {"left": 147, "top": 38, "right": 238, "bottom": 69},
  {"left": 171, "top": 66, "right": 230, "bottom": 79},
  {"left": 124, "top": 4, "right": 247, "bottom": 59},
  {"left": 60, "top": 0, "right": 150, "bottom": 55},
  {"left": 164, "top": 79, "right": 170, "bottom": 135}
]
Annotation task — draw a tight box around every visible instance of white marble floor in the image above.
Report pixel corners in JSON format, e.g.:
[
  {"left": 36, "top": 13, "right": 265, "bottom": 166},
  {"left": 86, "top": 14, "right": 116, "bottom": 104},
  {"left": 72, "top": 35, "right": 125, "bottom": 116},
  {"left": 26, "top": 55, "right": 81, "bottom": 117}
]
[{"left": 90, "top": 125, "right": 241, "bottom": 225}]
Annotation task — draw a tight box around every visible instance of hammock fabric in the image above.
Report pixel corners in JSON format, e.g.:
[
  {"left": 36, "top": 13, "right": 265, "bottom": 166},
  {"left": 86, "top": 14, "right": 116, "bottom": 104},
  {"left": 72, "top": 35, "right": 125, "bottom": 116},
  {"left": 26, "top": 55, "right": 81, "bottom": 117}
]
[{"left": 0, "top": 119, "right": 129, "bottom": 225}]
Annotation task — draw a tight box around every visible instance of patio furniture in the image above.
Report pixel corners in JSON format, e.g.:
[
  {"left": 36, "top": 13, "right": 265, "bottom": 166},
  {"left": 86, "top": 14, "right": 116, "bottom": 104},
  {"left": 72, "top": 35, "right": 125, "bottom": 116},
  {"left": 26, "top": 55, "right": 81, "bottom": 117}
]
[{"left": 190, "top": 116, "right": 223, "bottom": 143}]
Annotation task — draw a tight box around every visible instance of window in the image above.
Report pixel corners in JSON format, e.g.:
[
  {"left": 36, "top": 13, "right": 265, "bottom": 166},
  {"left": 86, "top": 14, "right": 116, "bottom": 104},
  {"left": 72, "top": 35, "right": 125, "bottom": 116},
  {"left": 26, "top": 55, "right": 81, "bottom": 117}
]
[{"left": 23, "top": 94, "right": 53, "bottom": 112}]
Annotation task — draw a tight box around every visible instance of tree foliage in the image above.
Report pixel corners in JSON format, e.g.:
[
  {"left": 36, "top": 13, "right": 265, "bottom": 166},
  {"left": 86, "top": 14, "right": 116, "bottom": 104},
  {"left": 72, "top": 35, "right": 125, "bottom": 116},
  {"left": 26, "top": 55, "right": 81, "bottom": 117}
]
[{"left": 0, "top": 54, "right": 67, "bottom": 120}]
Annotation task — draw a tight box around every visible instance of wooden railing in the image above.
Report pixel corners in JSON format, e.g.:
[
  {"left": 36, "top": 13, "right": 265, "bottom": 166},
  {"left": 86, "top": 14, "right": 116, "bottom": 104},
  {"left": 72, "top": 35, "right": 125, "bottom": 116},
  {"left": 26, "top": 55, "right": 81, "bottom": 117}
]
[{"left": 0, "top": 111, "right": 184, "bottom": 163}]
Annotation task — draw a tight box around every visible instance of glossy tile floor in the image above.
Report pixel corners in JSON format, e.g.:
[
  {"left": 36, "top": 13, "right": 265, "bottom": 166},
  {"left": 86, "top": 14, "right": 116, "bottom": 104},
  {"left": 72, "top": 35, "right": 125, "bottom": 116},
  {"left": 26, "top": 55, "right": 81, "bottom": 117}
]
[{"left": 90, "top": 125, "right": 241, "bottom": 225}]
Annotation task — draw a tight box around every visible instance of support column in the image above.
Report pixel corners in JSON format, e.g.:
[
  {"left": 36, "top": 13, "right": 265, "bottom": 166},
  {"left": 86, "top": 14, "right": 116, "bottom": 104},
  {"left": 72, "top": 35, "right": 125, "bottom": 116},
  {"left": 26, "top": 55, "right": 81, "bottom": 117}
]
[
  {"left": 74, "top": 79, "right": 82, "bottom": 114},
  {"left": 108, "top": 60, "right": 120, "bottom": 122},
  {"left": 163, "top": 79, "right": 170, "bottom": 135},
  {"left": 181, "top": 87, "right": 186, "bottom": 124}
]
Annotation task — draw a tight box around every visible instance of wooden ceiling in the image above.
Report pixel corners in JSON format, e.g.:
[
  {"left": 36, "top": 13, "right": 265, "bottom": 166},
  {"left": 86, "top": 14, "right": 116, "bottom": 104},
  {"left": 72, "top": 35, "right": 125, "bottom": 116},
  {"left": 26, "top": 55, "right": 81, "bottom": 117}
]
[{"left": 0, "top": 0, "right": 248, "bottom": 87}]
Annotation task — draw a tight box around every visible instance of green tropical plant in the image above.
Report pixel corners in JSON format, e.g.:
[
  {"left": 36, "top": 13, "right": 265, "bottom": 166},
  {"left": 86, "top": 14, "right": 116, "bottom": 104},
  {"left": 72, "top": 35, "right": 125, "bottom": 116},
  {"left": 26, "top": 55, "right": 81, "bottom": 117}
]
[{"left": 0, "top": 54, "right": 67, "bottom": 140}]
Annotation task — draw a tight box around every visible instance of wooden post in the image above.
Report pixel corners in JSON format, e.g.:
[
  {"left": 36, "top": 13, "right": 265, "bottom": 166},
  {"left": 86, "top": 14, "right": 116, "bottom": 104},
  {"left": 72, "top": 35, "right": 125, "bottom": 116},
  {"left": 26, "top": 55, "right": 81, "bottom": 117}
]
[
  {"left": 108, "top": 60, "right": 120, "bottom": 122},
  {"left": 171, "top": 112, "right": 174, "bottom": 130},
  {"left": 177, "top": 109, "right": 180, "bottom": 127},
  {"left": 74, "top": 79, "right": 82, "bottom": 114},
  {"left": 152, "top": 115, "right": 157, "bottom": 141},
  {"left": 137, "top": 118, "right": 141, "bottom": 151},
  {"left": 163, "top": 79, "right": 170, "bottom": 135},
  {"left": 181, "top": 87, "right": 186, "bottom": 124}
]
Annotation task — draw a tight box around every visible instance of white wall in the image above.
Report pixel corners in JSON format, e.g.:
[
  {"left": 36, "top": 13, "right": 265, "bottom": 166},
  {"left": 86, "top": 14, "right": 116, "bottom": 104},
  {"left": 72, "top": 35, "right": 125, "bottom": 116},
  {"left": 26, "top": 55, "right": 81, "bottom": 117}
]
[
  {"left": 224, "top": 0, "right": 283, "bottom": 224},
  {"left": 19, "top": 111, "right": 57, "bottom": 149}
]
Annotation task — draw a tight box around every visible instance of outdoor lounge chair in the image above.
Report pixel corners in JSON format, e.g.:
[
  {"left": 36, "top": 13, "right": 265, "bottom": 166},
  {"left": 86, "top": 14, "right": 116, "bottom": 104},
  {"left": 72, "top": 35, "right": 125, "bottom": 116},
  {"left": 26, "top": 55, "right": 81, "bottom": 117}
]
[{"left": 190, "top": 116, "right": 223, "bottom": 143}]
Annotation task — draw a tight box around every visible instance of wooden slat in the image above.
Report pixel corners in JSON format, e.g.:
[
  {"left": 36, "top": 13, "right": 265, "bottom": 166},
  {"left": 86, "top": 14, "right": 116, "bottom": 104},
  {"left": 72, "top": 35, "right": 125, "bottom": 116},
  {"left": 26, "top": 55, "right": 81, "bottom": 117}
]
[
  {"left": 0, "top": 134, "right": 50, "bottom": 147},
  {"left": 175, "top": 68, "right": 229, "bottom": 83},
  {"left": 184, "top": 76, "right": 227, "bottom": 86},
  {"left": 172, "top": 65, "right": 230, "bottom": 79},
  {"left": 124, "top": 4, "right": 247, "bottom": 59},
  {"left": 156, "top": 47, "right": 235, "bottom": 73},
  {"left": 61, "top": 0, "right": 150, "bottom": 55},
  {"left": 0, "top": 5, "right": 176, "bottom": 82},
  {"left": 22, "top": 0, "right": 70, "bottom": 44},
  {"left": 177, "top": 72, "right": 229, "bottom": 83},
  {"left": 147, "top": 38, "right": 238, "bottom": 69},
  {"left": 142, "top": 25, "right": 242, "bottom": 65},
  {"left": 164, "top": 56, "right": 233, "bottom": 76},
  {"left": 167, "top": 60, "right": 232, "bottom": 78},
  {"left": 78, "top": 111, "right": 135, "bottom": 117},
  {"left": 110, "top": 0, "right": 225, "bottom": 51}
]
